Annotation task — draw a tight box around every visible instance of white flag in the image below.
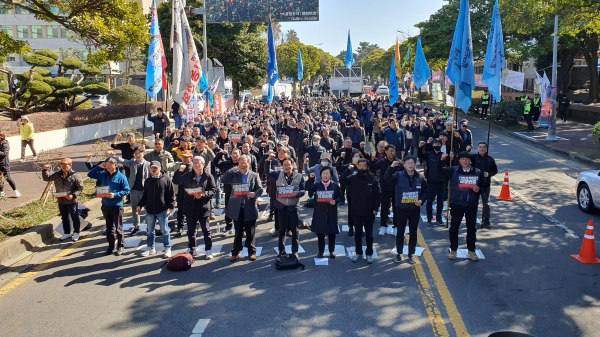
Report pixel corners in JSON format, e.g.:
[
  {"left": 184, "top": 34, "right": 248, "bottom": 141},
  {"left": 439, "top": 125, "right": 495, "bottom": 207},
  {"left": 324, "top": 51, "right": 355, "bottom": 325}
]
[{"left": 171, "top": 0, "right": 201, "bottom": 109}]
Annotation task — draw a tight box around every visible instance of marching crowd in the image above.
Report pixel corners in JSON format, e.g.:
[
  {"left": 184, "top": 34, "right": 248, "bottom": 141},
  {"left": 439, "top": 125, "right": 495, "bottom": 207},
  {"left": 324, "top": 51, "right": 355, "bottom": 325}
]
[{"left": 21, "top": 95, "right": 499, "bottom": 265}]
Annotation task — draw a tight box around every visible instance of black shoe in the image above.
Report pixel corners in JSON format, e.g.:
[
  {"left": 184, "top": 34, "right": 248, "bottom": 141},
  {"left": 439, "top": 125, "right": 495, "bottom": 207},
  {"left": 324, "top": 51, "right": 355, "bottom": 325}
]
[
  {"left": 155, "top": 229, "right": 163, "bottom": 236},
  {"left": 114, "top": 247, "right": 124, "bottom": 256},
  {"left": 267, "top": 215, "right": 273, "bottom": 222},
  {"left": 176, "top": 228, "right": 182, "bottom": 237},
  {"left": 317, "top": 253, "right": 324, "bottom": 259},
  {"left": 396, "top": 254, "right": 402, "bottom": 262},
  {"left": 348, "top": 229, "right": 354, "bottom": 237},
  {"left": 278, "top": 251, "right": 287, "bottom": 257},
  {"left": 407, "top": 256, "right": 416, "bottom": 264},
  {"left": 105, "top": 248, "right": 114, "bottom": 256},
  {"left": 129, "top": 227, "right": 139, "bottom": 236},
  {"left": 329, "top": 252, "right": 336, "bottom": 259}
]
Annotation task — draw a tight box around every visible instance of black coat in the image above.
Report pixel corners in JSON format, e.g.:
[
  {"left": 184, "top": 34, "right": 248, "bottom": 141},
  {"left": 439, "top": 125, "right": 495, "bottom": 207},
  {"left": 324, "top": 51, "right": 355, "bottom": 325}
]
[
  {"left": 471, "top": 154, "right": 498, "bottom": 187},
  {"left": 138, "top": 174, "right": 175, "bottom": 214},
  {"left": 343, "top": 170, "right": 381, "bottom": 217},
  {"left": 173, "top": 170, "right": 216, "bottom": 218},
  {"left": 311, "top": 182, "right": 342, "bottom": 235}
]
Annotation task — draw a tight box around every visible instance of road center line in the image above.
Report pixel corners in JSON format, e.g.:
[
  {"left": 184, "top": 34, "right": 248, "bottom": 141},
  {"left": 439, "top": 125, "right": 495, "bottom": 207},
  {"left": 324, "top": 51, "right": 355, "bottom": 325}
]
[
  {"left": 413, "top": 255, "right": 451, "bottom": 337},
  {"left": 417, "top": 228, "right": 471, "bottom": 337}
]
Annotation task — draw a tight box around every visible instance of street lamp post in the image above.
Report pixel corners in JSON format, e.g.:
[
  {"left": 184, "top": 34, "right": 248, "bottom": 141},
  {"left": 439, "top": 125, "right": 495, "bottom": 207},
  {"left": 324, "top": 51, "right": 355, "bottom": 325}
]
[{"left": 546, "top": 14, "right": 560, "bottom": 141}]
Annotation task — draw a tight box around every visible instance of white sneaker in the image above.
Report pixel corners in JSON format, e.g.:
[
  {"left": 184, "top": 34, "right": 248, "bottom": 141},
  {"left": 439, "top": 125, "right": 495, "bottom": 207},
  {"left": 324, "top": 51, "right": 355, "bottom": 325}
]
[
  {"left": 0, "top": 191, "right": 5, "bottom": 198},
  {"left": 378, "top": 227, "right": 386, "bottom": 236},
  {"left": 14, "top": 190, "right": 21, "bottom": 198},
  {"left": 72, "top": 233, "right": 80, "bottom": 242},
  {"left": 32, "top": 156, "right": 38, "bottom": 161},
  {"left": 59, "top": 233, "right": 72, "bottom": 241},
  {"left": 226, "top": 229, "right": 234, "bottom": 236},
  {"left": 193, "top": 247, "right": 202, "bottom": 257},
  {"left": 269, "top": 227, "right": 276, "bottom": 235},
  {"left": 164, "top": 248, "right": 172, "bottom": 258},
  {"left": 205, "top": 249, "right": 213, "bottom": 260},
  {"left": 366, "top": 255, "right": 374, "bottom": 264},
  {"left": 351, "top": 254, "right": 363, "bottom": 263},
  {"left": 142, "top": 247, "right": 156, "bottom": 257}
]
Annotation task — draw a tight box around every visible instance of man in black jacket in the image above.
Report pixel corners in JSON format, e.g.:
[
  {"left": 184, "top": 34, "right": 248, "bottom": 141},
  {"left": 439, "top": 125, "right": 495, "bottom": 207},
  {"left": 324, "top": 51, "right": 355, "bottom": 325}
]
[
  {"left": 173, "top": 156, "right": 217, "bottom": 258},
  {"left": 345, "top": 158, "right": 381, "bottom": 264},
  {"left": 42, "top": 158, "right": 84, "bottom": 241},
  {"left": 147, "top": 108, "right": 170, "bottom": 139},
  {"left": 372, "top": 144, "right": 397, "bottom": 235},
  {"left": 0, "top": 131, "right": 21, "bottom": 199},
  {"left": 137, "top": 161, "right": 175, "bottom": 258},
  {"left": 447, "top": 152, "right": 484, "bottom": 261},
  {"left": 471, "top": 142, "right": 498, "bottom": 229},
  {"left": 424, "top": 139, "right": 449, "bottom": 226}
]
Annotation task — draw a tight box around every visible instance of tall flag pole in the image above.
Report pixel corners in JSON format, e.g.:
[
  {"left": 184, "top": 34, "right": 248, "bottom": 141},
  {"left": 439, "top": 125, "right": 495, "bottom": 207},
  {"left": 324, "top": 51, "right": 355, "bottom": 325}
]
[
  {"left": 171, "top": 0, "right": 202, "bottom": 109},
  {"left": 145, "top": 0, "right": 164, "bottom": 100},
  {"left": 389, "top": 54, "right": 399, "bottom": 105},
  {"left": 482, "top": 0, "right": 506, "bottom": 149},
  {"left": 413, "top": 37, "right": 431, "bottom": 91},
  {"left": 482, "top": 0, "right": 505, "bottom": 104},
  {"left": 446, "top": 0, "right": 475, "bottom": 114},
  {"left": 266, "top": 18, "right": 279, "bottom": 104},
  {"left": 445, "top": 0, "right": 475, "bottom": 229},
  {"left": 297, "top": 48, "right": 304, "bottom": 82}
]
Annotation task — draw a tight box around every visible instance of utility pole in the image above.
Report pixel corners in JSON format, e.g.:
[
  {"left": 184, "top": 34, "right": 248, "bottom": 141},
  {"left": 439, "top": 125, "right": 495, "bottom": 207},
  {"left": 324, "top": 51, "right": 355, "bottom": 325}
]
[{"left": 546, "top": 14, "right": 559, "bottom": 141}]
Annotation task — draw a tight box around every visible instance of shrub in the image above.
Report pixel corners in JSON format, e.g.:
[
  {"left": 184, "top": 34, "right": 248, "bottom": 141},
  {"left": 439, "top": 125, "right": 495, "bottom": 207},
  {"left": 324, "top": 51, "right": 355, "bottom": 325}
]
[
  {"left": 75, "top": 97, "right": 93, "bottom": 110},
  {"left": 61, "top": 57, "right": 83, "bottom": 70},
  {"left": 34, "top": 49, "right": 59, "bottom": 61},
  {"left": 490, "top": 101, "right": 524, "bottom": 126},
  {"left": 32, "top": 67, "right": 51, "bottom": 76},
  {"left": 47, "top": 77, "right": 74, "bottom": 89},
  {"left": 107, "top": 84, "right": 146, "bottom": 105},
  {"left": 27, "top": 80, "right": 53, "bottom": 95},
  {"left": 592, "top": 122, "right": 600, "bottom": 141},
  {"left": 23, "top": 53, "right": 55, "bottom": 67},
  {"left": 80, "top": 65, "right": 101, "bottom": 76},
  {"left": 83, "top": 83, "right": 109, "bottom": 95}
]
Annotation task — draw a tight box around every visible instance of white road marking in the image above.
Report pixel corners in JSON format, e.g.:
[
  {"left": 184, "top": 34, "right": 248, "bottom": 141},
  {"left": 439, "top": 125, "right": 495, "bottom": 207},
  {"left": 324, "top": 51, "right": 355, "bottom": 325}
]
[
  {"left": 190, "top": 318, "right": 210, "bottom": 336},
  {"left": 314, "top": 257, "right": 329, "bottom": 266}
]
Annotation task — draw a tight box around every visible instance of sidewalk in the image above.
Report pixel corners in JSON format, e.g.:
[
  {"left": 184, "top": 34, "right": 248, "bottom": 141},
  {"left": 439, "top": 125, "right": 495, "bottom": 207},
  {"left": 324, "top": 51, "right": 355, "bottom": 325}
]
[
  {"left": 475, "top": 116, "right": 600, "bottom": 166},
  {"left": 1, "top": 138, "right": 109, "bottom": 212}
]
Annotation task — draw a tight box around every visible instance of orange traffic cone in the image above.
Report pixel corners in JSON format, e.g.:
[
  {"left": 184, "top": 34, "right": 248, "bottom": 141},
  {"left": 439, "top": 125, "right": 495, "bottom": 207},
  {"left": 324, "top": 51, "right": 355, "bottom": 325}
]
[
  {"left": 571, "top": 220, "right": 600, "bottom": 264},
  {"left": 497, "top": 171, "right": 512, "bottom": 201}
]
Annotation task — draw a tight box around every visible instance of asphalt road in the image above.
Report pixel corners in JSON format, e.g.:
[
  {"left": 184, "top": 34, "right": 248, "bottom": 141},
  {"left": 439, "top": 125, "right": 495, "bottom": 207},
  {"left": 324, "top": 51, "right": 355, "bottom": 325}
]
[{"left": 1, "top": 120, "right": 599, "bottom": 337}]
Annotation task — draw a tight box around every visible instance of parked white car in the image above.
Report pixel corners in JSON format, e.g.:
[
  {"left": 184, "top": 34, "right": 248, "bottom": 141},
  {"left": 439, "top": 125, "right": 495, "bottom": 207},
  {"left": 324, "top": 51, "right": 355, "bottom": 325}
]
[
  {"left": 576, "top": 170, "right": 600, "bottom": 212},
  {"left": 375, "top": 85, "right": 390, "bottom": 96}
]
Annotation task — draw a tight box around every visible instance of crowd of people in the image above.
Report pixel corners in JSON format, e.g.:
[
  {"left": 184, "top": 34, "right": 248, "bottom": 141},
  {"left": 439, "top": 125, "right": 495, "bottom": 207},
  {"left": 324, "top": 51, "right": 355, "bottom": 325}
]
[{"left": 37, "top": 95, "right": 498, "bottom": 265}]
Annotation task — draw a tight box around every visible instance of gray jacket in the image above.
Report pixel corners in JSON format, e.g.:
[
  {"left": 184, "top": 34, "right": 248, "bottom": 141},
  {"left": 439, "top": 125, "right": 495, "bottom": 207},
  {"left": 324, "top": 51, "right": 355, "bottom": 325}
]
[
  {"left": 119, "top": 158, "right": 151, "bottom": 190},
  {"left": 221, "top": 168, "right": 263, "bottom": 221}
]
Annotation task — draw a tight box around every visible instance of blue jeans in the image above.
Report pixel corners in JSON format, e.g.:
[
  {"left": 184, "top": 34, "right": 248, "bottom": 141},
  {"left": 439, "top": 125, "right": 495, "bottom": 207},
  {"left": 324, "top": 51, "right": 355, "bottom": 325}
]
[{"left": 145, "top": 211, "right": 171, "bottom": 249}]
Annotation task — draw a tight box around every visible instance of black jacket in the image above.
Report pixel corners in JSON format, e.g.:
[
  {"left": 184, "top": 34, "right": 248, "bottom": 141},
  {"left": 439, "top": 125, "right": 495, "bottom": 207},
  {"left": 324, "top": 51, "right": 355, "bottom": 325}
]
[
  {"left": 425, "top": 150, "right": 448, "bottom": 184},
  {"left": 471, "top": 154, "right": 498, "bottom": 187},
  {"left": 311, "top": 182, "right": 342, "bottom": 234},
  {"left": 343, "top": 170, "right": 381, "bottom": 217},
  {"left": 173, "top": 170, "right": 216, "bottom": 218},
  {"left": 138, "top": 174, "right": 175, "bottom": 214},
  {"left": 0, "top": 139, "right": 9, "bottom": 169}
]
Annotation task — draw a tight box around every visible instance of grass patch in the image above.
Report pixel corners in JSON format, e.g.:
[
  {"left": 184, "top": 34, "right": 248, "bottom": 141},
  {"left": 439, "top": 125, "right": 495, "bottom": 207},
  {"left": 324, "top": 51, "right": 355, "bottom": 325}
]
[{"left": 0, "top": 179, "right": 96, "bottom": 242}]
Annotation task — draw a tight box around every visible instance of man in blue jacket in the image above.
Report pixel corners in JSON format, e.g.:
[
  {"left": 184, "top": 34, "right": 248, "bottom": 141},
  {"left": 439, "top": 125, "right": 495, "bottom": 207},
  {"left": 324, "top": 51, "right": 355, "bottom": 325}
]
[
  {"left": 88, "top": 157, "right": 130, "bottom": 256},
  {"left": 383, "top": 118, "right": 405, "bottom": 159}
]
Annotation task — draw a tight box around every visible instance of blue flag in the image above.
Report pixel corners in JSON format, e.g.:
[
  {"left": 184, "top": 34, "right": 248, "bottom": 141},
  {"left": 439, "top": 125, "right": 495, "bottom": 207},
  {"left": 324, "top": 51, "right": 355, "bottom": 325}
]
[
  {"left": 267, "top": 19, "right": 279, "bottom": 104},
  {"left": 345, "top": 30, "right": 353, "bottom": 70},
  {"left": 482, "top": 0, "right": 505, "bottom": 103},
  {"left": 389, "top": 55, "right": 399, "bottom": 105},
  {"left": 446, "top": 0, "right": 475, "bottom": 113},
  {"left": 145, "top": 0, "right": 163, "bottom": 99},
  {"left": 413, "top": 37, "right": 431, "bottom": 90},
  {"left": 198, "top": 69, "right": 213, "bottom": 107},
  {"left": 297, "top": 48, "right": 304, "bottom": 81}
]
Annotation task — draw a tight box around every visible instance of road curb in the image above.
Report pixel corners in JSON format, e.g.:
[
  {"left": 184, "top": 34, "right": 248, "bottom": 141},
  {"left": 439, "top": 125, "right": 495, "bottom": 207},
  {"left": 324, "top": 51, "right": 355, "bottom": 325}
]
[{"left": 0, "top": 197, "right": 102, "bottom": 270}]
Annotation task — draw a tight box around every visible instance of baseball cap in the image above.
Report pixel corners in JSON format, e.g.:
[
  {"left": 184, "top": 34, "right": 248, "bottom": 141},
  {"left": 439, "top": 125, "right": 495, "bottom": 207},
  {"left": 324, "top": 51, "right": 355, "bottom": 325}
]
[{"left": 150, "top": 161, "right": 162, "bottom": 169}]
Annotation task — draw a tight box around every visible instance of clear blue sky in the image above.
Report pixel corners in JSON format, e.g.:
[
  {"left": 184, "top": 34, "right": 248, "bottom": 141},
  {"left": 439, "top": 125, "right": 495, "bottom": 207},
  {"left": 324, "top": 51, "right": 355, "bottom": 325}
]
[{"left": 281, "top": 0, "right": 445, "bottom": 55}]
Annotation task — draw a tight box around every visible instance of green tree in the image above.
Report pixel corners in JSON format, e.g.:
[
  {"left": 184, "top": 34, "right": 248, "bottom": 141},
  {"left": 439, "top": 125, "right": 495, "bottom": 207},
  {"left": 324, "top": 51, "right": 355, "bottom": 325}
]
[
  {"left": 356, "top": 42, "right": 380, "bottom": 63},
  {"left": 0, "top": 50, "right": 107, "bottom": 118},
  {"left": 361, "top": 48, "right": 387, "bottom": 81},
  {"left": 0, "top": 1, "right": 148, "bottom": 63}
]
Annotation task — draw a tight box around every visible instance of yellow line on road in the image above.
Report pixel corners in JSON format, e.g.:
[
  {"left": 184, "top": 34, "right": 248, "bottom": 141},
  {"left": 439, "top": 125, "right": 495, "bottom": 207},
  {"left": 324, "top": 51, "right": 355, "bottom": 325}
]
[
  {"left": 413, "top": 255, "right": 451, "bottom": 337},
  {"left": 417, "top": 228, "right": 471, "bottom": 337},
  {"left": 0, "top": 237, "right": 91, "bottom": 297}
]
